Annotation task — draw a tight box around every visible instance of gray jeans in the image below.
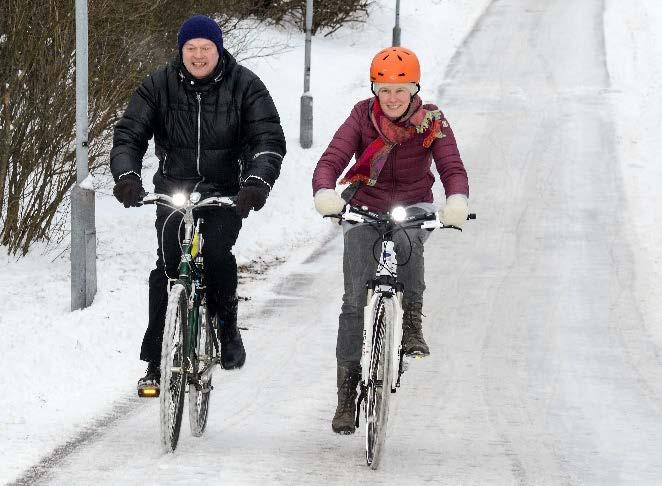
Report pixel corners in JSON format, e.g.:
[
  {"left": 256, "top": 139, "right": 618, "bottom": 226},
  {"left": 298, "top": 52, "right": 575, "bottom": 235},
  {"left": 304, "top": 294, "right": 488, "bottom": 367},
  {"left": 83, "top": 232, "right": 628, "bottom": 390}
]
[{"left": 337, "top": 205, "right": 432, "bottom": 367}]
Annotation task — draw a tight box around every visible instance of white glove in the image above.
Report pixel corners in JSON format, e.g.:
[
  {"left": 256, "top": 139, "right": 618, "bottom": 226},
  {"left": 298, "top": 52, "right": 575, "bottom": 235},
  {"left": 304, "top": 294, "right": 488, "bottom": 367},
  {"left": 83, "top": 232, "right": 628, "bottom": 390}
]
[
  {"left": 314, "top": 188, "right": 346, "bottom": 216},
  {"left": 440, "top": 194, "right": 469, "bottom": 227}
]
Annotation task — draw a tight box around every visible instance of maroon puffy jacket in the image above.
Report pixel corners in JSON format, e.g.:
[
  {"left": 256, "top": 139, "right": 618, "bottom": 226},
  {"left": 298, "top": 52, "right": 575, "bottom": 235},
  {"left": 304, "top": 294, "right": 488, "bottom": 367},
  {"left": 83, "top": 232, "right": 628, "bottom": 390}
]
[{"left": 312, "top": 98, "right": 469, "bottom": 212}]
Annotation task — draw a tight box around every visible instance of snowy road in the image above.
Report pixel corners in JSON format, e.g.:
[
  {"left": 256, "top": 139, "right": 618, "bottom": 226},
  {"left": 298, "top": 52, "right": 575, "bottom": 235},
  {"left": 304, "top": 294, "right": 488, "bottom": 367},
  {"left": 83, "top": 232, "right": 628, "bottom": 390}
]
[{"left": 20, "top": 0, "right": 662, "bottom": 484}]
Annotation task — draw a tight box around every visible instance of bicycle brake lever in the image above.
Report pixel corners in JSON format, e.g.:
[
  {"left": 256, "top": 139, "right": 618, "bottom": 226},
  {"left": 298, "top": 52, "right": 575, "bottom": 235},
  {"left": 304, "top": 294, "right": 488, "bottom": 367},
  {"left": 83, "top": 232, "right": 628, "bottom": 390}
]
[
  {"left": 204, "top": 196, "right": 235, "bottom": 206},
  {"left": 421, "top": 220, "right": 443, "bottom": 230},
  {"left": 140, "top": 193, "right": 160, "bottom": 205},
  {"left": 342, "top": 206, "right": 365, "bottom": 223}
]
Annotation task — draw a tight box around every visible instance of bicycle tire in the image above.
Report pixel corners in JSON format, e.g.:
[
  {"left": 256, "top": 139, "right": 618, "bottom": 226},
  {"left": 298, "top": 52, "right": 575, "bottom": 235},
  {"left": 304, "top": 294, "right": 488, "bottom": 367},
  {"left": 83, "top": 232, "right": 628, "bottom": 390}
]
[
  {"left": 160, "top": 283, "right": 188, "bottom": 453},
  {"left": 365, "top": 295, "right": 395, "bottom": 469},
  {"left": 189, "top": 304, "right": 214, "bottom": 437}
]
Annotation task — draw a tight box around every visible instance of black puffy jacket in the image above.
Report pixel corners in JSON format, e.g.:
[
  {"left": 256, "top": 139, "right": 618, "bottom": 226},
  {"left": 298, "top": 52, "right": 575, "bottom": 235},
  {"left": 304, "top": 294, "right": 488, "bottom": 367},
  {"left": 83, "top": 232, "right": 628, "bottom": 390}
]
[{"left": 110, "top": 51, "right": 285, "bottom": 195}]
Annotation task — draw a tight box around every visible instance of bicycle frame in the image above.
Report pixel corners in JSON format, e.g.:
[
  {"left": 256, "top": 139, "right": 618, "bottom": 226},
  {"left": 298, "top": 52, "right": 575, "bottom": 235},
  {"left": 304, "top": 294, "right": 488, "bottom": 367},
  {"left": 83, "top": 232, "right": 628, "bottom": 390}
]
[
  {"left": 361, "top": 237, "right": 404, "bottom": 393},
  {"left": 176, "top": 204, "right": 203, "bottom": 375},
  {"left": 333, "top": 204, "right": 474, "bottom": 468},
  {"left": 342, "top": 205, "right": 440, "bottom": 394},
  {"left": 142, "top": 192, "right": 235, "bottom": 379},
  {"left": 143, "top": 191, "right": 236, "bottom": 451}
]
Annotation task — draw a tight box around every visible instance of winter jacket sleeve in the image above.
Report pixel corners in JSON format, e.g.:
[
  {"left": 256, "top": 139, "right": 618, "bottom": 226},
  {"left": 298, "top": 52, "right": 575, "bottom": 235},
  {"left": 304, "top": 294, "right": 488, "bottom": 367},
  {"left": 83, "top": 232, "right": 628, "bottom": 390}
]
[
  {"left": 431, "top": 110, "right": 469, "bottom": 198},
  {"left": 312, "top": 101, "right": 364, "bottom": 194},
  {"left": 110, "top": 73, "right": 159, "bottom": 182},
  {"left": 239, "top": 71, "right": 286, "bottom": 189}
]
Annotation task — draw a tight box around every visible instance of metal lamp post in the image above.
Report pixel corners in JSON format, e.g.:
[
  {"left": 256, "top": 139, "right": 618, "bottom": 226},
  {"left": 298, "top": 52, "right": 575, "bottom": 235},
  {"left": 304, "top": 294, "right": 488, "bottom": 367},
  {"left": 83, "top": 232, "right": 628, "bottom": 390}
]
[
  {"left": 300, "top": 0, "right": 313, "bottom": 148},
  {"left": 392, "top": 0, "right": 401, "bottom": 46},
  {"left": 71, "top": 0, "right": 97, "bottom": 310}
]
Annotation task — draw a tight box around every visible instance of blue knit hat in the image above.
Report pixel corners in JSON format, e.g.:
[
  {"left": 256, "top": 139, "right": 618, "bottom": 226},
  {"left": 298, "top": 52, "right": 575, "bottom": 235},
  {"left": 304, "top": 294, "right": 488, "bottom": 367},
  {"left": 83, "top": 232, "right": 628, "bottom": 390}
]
[{"left": 177, "top": 15, "right": 223, "bottom": 55}]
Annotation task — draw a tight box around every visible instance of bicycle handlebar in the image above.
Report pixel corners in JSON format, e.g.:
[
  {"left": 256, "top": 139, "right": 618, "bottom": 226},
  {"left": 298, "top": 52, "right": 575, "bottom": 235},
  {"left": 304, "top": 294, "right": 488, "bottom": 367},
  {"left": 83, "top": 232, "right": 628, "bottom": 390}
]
[
  {"left": 326, "top": 205, "right": 476, "bottom": 231},
  {"left": 140, "top": 192, "right": 236, "bottom": 210}
]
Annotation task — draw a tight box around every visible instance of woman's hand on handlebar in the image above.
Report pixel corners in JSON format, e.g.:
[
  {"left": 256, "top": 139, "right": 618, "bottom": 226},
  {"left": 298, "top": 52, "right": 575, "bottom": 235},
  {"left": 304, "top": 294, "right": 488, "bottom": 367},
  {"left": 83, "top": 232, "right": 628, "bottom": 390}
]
[
  {"left": 314, "top": 188, "right": 345, "bottom": 216},
  {"left": 440, "top": 194, "right": 469, "bottom": 228}
]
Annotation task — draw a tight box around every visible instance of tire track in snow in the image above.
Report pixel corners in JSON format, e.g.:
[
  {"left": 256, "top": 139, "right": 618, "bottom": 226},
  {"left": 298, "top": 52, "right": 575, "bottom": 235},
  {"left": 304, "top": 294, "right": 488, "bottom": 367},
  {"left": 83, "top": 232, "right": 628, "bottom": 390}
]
[{"left": 8, "top": 396, "right": 145, "bottom": 486}]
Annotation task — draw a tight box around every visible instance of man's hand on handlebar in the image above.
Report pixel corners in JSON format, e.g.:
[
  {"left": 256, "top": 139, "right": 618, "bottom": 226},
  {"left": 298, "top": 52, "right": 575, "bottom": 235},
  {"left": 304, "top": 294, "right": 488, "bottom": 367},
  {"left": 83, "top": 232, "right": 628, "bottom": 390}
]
[{"left": 113, "top": 174, "right": 145, "bottom": 208}]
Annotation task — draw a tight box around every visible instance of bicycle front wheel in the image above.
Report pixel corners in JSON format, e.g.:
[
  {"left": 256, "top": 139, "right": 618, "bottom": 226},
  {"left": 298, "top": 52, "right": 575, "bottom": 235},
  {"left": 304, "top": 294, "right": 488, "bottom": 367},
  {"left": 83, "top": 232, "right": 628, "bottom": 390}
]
[
  {"left": 365, "top": 296, "right": 395, "bottom": 469},
  {"left": 160, "top": 283, "right": 188, "bottom": 453},
  {"left": 189, "top": 304, "right": 214, "bottom": 437}
]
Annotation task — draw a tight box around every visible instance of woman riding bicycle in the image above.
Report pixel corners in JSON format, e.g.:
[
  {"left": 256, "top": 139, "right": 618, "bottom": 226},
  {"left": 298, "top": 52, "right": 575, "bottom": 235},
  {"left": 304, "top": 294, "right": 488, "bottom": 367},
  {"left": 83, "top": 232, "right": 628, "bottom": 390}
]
[{"left": 311, "top": 47, "right": 470, "bottom": 434}]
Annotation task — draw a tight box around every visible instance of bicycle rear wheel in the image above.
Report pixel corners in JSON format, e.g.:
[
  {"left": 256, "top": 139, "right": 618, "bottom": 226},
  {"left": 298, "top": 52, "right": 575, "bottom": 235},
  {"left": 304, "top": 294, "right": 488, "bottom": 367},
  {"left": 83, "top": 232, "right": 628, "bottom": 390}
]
[
  {"left": 189, "top": 304, "right": 214, "bottom": 437},
  {"left": 160, "top": 283, "right": 188, "bottom": 452},
  {"left": 365, "top": 296, "right": 395, "bottom": 469}
]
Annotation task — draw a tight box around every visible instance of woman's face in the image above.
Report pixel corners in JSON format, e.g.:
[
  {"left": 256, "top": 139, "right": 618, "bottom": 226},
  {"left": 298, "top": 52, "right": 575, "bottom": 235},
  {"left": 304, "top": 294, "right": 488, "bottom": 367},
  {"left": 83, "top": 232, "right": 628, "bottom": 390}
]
[
  {"left": 182, "top": 38, "right": 219, "bottom": 79},
  {"left": 377, "top": 86, "right": 412, "bottom": 118}
]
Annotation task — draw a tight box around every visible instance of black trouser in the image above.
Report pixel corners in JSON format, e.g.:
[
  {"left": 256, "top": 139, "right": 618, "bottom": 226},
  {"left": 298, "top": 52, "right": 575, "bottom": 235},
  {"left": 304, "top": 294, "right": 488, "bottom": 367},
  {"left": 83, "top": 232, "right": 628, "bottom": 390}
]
[{"left": 140, "top": 204, "right": 242, "bottom": 363}]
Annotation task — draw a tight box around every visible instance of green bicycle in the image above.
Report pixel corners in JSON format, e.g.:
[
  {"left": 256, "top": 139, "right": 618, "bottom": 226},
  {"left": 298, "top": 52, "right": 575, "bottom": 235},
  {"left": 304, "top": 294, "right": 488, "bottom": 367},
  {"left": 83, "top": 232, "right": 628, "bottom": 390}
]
[{"left": 142, "top": 191, "right": 235, "bottom": 452}]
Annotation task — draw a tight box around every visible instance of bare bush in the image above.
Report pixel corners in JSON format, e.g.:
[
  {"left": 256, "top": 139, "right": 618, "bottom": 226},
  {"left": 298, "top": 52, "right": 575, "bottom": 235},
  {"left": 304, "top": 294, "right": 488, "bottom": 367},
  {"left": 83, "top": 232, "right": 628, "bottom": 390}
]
[{"left": 260, "top": 0, "right": 373, "bottom": 36}]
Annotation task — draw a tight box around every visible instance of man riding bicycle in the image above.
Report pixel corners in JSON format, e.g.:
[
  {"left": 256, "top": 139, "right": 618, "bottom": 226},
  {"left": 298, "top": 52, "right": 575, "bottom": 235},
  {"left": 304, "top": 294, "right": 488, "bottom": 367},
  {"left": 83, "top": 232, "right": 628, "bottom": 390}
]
[
  {"left": 110, "top": 15, "right": 286, "bottom": 396},
  {"left": 312, "top": 47, "right": 470, "bottom": 434}
]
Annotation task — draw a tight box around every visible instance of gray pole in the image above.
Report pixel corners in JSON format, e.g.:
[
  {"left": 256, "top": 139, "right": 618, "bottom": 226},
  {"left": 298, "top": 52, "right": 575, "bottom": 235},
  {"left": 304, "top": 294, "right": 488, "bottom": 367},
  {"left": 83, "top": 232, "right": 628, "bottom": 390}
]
[
  {"left": 71, "top": 0, "right": 97, "bottom": 311},
  {"left": 392, "top": 0, "right": 401, "bottom": 47},
  {"left": 299, "top": 0, "right": 313, "bottom": 148}
]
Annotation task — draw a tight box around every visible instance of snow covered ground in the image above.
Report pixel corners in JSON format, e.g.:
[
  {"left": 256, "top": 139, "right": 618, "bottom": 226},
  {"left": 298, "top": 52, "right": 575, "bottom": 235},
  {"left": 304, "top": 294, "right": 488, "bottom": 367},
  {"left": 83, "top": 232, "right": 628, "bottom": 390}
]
[
  {"left": 604, "top": 0, "right": 662, "bottom": 349},
  {"left": 2, "top": 0, "right": 662, "bottom": 483},
  {"left": 1, "top": 0, "right": 491, "bottom": 483}
]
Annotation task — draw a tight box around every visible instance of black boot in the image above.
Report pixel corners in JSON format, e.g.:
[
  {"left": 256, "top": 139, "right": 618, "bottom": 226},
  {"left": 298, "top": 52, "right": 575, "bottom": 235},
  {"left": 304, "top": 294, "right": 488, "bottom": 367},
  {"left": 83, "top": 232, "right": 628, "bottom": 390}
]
[
  {"left": 332, "top": 364, "right": 361, "bottom": 434},
  {"left": 402, "top": 301, "right": 430, "bottom": 357},
  {"left": 217, "top": 295, "right": 246, "bottom": 370},
  {"left": 137, "top": 361, "right": 161, "bottom": 397}
]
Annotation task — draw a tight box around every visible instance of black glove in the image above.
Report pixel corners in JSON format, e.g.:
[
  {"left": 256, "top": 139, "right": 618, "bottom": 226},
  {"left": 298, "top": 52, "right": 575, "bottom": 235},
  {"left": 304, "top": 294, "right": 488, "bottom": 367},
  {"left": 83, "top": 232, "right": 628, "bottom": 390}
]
[
  {"left": 235, "top": 181, "right": 269, "bottom": 218},
  {"left": 113, "top": 174, "right": 144, "bottom": 208}
]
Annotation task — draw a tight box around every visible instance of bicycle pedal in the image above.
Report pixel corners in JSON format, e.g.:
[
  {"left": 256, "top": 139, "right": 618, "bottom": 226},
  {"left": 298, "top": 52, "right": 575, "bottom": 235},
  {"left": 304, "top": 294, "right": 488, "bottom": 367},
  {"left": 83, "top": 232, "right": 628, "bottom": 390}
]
[{"left": 138, "top": 386, "right": 160, "bottom": 398}]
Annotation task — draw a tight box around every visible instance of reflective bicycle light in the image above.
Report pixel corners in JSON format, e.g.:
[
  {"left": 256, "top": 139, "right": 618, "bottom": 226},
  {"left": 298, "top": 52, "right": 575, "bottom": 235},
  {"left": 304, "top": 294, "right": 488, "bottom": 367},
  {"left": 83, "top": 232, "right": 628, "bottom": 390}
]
[
  {"left": 138, "top": 387, "right": 159, "bottom": 398},
  {"left": 391, "top": 206, "right": 407, "bottom": 222},
  {"left": 190, "top": 192, "right": 201, "bottom": 204},
  {"left": 172, "top": 193, "right": 187, "bottom": 207}
]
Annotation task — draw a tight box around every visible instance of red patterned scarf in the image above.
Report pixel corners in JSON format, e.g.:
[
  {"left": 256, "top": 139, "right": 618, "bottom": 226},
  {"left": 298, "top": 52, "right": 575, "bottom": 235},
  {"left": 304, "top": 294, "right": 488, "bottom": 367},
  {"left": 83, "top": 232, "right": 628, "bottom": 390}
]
[{"left": 340, "top": 95, "right": 445, "bottom": 186}]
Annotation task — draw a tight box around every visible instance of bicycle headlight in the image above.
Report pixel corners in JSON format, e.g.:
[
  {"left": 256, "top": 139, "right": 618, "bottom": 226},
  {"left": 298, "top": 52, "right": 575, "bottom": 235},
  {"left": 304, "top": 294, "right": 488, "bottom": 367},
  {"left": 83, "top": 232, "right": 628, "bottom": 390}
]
[
  {"left": 190, "top": 192, "right": 201, "bottom": 204},
  {"left": 391, "top": 206, "right": 407, "bottom": 222},
  {"left": 172, "top": 192, "right": 187, "bottom": 207}
]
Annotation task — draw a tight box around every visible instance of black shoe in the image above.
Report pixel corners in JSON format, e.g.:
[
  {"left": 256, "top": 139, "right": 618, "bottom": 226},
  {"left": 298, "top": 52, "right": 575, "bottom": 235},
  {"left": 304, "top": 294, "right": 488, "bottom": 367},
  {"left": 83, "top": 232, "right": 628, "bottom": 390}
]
[
  {"left": 332, "top": 364, "right": 361, "bottom": 434},
  {"left": 220, "top": 325, "right": 246, "bottom": 370},
  {"left": 402, "top": 329, "right": 430, "bottom": 357},
  {"left": 137, "top": 361, "right": 160, "bottom": 397},
  {"left": 216, "top": 296, "right": 246, "bottom": 370},
  {"left": 402, "top": 301, "right": 430, "bottom": 357}
]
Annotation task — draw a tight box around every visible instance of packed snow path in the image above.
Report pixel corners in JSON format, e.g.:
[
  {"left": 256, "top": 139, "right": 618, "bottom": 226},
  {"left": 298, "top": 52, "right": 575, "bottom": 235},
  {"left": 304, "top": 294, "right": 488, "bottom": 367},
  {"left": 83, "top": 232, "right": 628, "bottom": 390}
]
[{"left": 24, "top": 0, "right": 662, "bottom": 484}]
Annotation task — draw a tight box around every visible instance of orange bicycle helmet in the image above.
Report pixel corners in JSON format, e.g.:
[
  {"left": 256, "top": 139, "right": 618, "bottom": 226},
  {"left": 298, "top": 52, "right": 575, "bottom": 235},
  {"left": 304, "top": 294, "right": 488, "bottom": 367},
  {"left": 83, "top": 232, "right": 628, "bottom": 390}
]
[{"left": 370, "top": 47, "right": 421, "bottom": 84}]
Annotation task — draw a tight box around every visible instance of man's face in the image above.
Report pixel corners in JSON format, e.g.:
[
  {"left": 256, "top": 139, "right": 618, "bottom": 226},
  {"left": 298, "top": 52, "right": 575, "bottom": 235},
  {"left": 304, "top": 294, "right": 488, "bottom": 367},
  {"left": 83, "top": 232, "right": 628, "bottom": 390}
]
[{"left": 182, "top": 38, "right": 219, "bottom": 79}]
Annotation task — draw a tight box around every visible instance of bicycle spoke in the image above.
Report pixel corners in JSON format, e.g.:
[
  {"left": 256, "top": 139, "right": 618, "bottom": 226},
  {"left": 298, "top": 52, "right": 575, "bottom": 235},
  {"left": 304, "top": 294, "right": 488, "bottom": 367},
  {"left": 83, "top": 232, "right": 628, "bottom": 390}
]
[
  {"left": 189, "top": 304, "right": 214, "bottom": 437},
  {"left": 160, "top": 283, "right": 188, "bottom": 453},
  {"left": 365, "top": 297, "right": 394, "bottom": 469}
]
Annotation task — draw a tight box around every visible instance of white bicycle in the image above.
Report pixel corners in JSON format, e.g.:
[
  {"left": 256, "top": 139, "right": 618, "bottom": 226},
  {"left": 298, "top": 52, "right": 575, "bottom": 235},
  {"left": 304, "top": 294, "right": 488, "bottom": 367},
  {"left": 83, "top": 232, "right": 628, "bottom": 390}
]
[{"left": 333, "top": 204, "right": 474, "bottom": 469}]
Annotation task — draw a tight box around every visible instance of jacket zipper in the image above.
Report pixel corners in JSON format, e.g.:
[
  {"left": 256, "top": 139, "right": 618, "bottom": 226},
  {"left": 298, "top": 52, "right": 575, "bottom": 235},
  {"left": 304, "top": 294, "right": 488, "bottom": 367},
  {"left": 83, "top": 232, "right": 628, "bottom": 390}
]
[
  {"left": 162, "top": 153, "right": 168, "bottom": 176},
  {"left": 196, "top": 92, "right": 202, "bottom": 176},
  {"left": 389, "top": 145, "right": 398, "bottom": 209}
]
